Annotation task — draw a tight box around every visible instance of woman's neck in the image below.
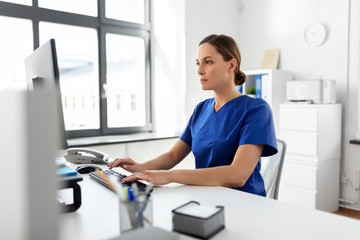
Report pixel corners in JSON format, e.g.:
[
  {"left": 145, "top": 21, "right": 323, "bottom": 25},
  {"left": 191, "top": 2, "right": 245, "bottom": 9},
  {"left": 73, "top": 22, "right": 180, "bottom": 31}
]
[{"left": 213, "top": 86, "right": 242, "bottom": 112}]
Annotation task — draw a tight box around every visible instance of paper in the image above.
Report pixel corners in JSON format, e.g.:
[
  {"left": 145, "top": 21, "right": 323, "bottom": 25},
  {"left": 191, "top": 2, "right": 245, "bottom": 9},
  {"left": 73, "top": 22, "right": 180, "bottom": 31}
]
[
  {"left": 262, "top": 49, "right": 280, "bottom": 69},
  {"left": 174, "top": 202, "right": 220, "bottom": 219}
]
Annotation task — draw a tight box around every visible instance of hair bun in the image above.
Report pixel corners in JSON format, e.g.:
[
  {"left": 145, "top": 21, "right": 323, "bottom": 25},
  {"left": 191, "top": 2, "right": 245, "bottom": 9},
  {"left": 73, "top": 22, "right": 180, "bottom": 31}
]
[{"left": 235, "top": 70, "right": 247, "bottom": 86}]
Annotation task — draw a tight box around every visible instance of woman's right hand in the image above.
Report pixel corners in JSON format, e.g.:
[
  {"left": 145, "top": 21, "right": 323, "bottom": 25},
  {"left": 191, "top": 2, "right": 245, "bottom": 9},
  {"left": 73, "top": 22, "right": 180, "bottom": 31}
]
[{"left": 107, "top": 158, "right": 143, "bottom": 173}]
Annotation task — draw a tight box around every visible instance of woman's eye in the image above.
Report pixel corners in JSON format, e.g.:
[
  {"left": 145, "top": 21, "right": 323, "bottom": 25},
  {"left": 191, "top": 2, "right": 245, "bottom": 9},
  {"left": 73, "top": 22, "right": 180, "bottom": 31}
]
[
  {"left": 205, "top": 61, "right": 212, "bottom": 64},
  {"left": 196, "top": 62, "right": 200, "bottom": 66}
]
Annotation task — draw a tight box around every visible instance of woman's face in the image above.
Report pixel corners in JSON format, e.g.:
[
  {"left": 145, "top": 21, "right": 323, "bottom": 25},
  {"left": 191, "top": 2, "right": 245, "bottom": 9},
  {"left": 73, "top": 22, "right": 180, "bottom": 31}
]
[{"left": 196, "top": 43, "right": 234, "bottom": 91}]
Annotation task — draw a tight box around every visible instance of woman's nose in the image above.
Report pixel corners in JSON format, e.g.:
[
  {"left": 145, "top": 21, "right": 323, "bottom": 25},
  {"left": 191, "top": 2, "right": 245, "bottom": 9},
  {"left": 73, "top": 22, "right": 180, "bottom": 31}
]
[{"left": 197, "top": 64, "right": 204, "bottom": 75}]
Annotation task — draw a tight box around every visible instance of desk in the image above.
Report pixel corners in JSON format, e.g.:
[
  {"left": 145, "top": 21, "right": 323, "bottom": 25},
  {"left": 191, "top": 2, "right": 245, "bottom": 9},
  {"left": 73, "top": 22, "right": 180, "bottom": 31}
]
[{"left": 59, "top": 171, "right": 360, "bottom": 240}]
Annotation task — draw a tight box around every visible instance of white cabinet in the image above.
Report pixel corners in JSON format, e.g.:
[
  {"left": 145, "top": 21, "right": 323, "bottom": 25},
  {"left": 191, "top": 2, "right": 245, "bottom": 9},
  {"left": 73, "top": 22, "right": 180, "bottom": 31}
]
[
  {"left": 278, "top": 104, "right": 341, "bottom": 212},
  {"left": 242, "top": 69, "right": 292, "bottom": 134}
]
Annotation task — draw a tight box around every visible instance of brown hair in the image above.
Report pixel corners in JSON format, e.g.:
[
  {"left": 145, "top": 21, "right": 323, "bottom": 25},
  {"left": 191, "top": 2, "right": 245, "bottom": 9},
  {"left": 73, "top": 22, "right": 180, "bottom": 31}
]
[{"left": 199, "top": 34, "right": 246, "bottom": 86}]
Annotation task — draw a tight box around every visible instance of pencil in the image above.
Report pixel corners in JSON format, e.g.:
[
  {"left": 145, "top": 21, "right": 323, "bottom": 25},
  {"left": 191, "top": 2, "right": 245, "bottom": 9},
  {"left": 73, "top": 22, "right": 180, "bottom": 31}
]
[{"left": 96, "top": 170, "right": 115, "bottom": 191}]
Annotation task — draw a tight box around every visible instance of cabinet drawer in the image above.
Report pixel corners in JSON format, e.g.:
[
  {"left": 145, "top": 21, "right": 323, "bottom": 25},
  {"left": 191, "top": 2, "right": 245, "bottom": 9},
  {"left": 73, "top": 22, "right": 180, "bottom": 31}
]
[
  {"left": 280, "top": 107, "right": 318, "bottom": 131},
  {"left": 281, "top": 161, "right": 317, "bottom": 189},
  {"left": 280, "top": 131, "right": 318, "bottom": 156},
  {"left": 279, "top": 184, "right": 317, "bottom": 209}
]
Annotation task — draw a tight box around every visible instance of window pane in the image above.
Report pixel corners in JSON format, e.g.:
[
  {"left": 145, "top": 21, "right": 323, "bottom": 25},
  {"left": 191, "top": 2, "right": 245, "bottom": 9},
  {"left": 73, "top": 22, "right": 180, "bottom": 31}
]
[
  {"left": 1, "top": 0, "right": 31, "bottom": 5},
  {"left": 40, "top": 22, "right": 99, "bottom": 131},
  {"left": 0, "top": 16, "right": 33, "bottom": 91},
  {"left": 106, "top": 34, "right": 146, "bottom": 128},
  {"left": 38, "top": 0, "right": 97, "bottom": 17},
  {"left": 106, "top": 0, "right": 144, "bottom": 24}
]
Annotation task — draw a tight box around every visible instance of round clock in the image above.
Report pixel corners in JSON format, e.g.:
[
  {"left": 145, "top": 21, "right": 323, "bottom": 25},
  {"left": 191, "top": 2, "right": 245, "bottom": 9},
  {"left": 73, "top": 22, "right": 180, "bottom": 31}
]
[{"left": 304, "top": 22, "right": 327, "bottom": 47}]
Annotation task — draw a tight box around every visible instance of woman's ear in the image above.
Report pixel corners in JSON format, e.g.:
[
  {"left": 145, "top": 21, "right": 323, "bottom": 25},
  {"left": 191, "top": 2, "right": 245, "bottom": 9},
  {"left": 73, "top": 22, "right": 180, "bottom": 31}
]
[{"left": 229, "top": 58, "right": 237, "bottom": 73}]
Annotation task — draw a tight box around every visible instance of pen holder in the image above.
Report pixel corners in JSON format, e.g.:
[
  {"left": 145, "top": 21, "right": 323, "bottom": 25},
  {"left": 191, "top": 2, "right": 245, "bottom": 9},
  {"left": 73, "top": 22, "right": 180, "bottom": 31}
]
[{"left": 119, "top": 197, "right": 153, "bottom": 233}]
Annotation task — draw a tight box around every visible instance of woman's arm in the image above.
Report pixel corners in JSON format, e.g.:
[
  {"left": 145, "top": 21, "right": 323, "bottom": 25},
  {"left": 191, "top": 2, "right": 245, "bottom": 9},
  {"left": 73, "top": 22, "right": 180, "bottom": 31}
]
[
  {"left": 108, "top": 139, "right": 191, "bottom": 172},
  {"left": 141, "top": 139, "right": 192, "bottom": 170},
  {"left": 122, "top": 144, "right": 263, "bottom": 187}
]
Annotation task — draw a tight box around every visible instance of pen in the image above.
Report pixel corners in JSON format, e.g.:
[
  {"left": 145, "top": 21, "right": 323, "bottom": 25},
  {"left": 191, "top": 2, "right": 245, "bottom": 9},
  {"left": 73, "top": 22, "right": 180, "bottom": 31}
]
[
  {"left": 140, "top": 183, "right": 153, "bottom": 212},
  {"left": 128, "top": 187, "right": 135, "bottom": 202},
  {"left": 130, "top": 183, "right": 143, "bottom": 227},
  {"left": 144, "top": 183, "right": 153, "bottom": 201},
  {"left": 122, "top": 186, "right": 136, "bottom": 228},
  {"left": 131, "top": 183, "right": 139, "bottom": 200},
  {"left": 137, "top": 183, "right": 153, "bottom": 227},
  {"left": 122, "top": 186, "right": 129, "bottom": 202},
  {"left": 96, "top": 170, "right": 115, "bottom": 192}
]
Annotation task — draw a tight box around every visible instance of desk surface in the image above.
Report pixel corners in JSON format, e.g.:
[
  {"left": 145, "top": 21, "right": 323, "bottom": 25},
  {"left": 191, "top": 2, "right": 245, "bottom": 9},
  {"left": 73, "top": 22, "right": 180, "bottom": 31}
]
[{"left": 59, "top": 170, "right": 360, "bottom": 240}]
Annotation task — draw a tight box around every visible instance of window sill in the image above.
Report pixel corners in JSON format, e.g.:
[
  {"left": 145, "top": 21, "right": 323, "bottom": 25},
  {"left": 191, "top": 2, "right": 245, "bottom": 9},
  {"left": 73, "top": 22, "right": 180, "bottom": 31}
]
[{"left": 67, "top": 132, "right": 180, "bottom": 148}]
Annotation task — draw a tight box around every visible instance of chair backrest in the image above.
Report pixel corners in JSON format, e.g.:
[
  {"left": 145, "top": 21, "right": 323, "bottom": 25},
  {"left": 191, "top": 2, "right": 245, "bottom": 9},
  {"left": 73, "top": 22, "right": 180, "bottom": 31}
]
[{"left": 260, "top": 139, "right": 286, "bottom": 200}]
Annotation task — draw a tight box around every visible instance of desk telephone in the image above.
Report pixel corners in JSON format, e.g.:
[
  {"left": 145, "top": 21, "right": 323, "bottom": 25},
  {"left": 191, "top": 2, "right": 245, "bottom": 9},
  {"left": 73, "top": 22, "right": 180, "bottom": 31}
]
[{"left": 64, "top": 148, "right": 109, "bottom": 164}]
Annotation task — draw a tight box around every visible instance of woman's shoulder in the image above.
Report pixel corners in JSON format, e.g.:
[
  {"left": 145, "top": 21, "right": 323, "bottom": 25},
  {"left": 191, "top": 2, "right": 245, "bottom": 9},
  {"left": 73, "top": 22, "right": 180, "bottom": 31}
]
[
  {"left": 233, "top": 96, "right": 272, "bottom": 118},
  {"left": 194, "top": 98, "right": 214, "bottom": 111},
  {"left": 237, "top": 95, "right": 270, "bottom": 109}
]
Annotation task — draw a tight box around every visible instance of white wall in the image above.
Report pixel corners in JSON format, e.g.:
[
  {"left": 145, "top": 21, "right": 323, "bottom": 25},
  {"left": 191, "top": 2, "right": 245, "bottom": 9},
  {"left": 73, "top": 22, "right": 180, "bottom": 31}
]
[
  {"left": 343, "top": 0, "right": 360, "bottom": 209},
  {"left": 152, "top": 0, "right": 187, "bottom": 134}
]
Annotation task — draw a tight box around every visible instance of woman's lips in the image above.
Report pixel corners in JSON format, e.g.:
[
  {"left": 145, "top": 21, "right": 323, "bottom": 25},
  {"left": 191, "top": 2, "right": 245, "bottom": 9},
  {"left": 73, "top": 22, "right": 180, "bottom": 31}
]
[{"left": 200, "top": 79, "right": 208, "bottom": 83}]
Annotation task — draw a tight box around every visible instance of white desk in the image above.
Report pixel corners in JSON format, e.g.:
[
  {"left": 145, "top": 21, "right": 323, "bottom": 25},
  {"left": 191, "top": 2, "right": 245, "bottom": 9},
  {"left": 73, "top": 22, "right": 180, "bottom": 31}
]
[{"left": 59, "top": 172, "right": 360, "bottom": 240}]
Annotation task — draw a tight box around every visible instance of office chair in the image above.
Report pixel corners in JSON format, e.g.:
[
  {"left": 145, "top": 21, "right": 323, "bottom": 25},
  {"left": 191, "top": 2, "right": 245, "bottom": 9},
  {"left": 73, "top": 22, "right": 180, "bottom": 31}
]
[{"left": 260, "top": 139, "right": 287, "bottom": 200}]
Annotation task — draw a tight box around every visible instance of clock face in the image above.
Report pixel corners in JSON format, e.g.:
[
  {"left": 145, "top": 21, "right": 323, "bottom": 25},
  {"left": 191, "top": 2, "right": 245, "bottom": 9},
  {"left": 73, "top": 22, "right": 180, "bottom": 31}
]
[{"left": 304, "top": 22, "right": 327, "bottom": 47}]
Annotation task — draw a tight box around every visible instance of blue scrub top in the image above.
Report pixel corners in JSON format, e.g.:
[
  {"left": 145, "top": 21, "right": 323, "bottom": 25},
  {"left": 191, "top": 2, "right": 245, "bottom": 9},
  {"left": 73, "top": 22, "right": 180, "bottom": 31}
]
[{"left": 180, "top": 95, "right": 277, "bottom": 196}]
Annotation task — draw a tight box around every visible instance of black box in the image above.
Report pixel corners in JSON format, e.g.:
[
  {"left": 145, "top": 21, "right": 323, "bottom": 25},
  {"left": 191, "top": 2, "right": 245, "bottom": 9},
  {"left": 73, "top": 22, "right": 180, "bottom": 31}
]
[{"left": 172, "top": 201, "right": 225, "bottom": 239}]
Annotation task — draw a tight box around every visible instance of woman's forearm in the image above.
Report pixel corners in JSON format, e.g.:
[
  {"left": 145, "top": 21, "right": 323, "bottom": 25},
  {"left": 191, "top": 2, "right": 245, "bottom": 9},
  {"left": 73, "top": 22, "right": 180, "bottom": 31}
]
[
  {"left": 121, "top": 165, "right": 248, "bottom": 187},
  {"left": 141, "top": 152, "right": 178, "bottom": 170},
  {"left": 141, "top": 139, "right": 191, "bottom": 171},
  {"left": 165, "top": 144, "right": 262, "bottom": 188},
  {"left": 167, "top": 165, "right": 248, "bottom": 188}
]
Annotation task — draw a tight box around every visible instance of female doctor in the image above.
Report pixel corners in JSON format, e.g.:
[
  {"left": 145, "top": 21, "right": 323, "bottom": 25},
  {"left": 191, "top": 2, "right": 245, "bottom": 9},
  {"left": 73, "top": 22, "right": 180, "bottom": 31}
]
[{"left": 108, "top": 34, "right": 277, "bottom": 196}]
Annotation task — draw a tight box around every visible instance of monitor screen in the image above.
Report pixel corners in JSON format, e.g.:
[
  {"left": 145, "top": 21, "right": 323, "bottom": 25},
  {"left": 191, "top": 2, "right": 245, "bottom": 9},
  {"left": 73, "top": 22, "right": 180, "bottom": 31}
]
[{"left": 25, "top": 39, "right": 68, "bottom": 149}]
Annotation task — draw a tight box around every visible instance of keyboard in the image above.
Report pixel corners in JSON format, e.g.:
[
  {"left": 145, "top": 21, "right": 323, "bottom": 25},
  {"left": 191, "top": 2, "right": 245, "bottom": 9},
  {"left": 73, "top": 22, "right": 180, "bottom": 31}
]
[{"left": 89, "top": 169, "right": 149, "bottom": 192}]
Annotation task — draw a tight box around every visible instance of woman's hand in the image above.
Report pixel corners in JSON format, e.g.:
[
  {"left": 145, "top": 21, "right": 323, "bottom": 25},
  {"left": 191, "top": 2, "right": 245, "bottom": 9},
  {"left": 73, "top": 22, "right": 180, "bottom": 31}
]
[
  {"left": 107, "top": 158, "right": 143, "bottom": 173},
  {"left": 121, "top": 170, "right": 172, "bottom": 186}
]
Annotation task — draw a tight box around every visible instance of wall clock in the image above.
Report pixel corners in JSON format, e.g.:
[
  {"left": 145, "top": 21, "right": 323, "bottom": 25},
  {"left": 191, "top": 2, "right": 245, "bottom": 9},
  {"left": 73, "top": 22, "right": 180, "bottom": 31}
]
[{"left": 304, "top": 22, "right": 327, "bottom": 47}]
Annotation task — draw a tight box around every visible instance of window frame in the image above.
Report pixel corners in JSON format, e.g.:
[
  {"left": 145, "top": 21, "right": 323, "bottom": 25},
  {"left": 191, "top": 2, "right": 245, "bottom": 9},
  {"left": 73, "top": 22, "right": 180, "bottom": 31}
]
[{"left": 0, "top": 0, "right": 152, "bottom": 139}]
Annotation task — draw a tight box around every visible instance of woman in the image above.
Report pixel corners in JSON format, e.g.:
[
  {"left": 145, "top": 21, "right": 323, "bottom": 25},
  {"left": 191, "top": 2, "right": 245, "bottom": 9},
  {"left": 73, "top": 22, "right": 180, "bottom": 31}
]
[{"left": 108, "top": 34, "right": 277, "bottom": 196}]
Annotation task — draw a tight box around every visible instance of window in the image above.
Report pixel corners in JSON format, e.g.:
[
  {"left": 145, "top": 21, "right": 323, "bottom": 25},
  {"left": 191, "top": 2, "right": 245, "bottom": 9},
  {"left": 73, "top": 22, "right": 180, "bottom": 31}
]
[
  {"left": 0, "top": 0, "right": 151, "bottom": 138},
  {"left": 106, "top": 33, "right": 146, "bottom": 128},
  {"left": 38, "top": 0, "right": 97, "bottom": 17},
  {"left": 0, "top": 16, "right": 32, "bottom": 91},
  {"left": 39, "top": 22, "right": 99, "bottom": 131},
  {"left": 105, "top": 0, "right": 145, "bottom": 24}
]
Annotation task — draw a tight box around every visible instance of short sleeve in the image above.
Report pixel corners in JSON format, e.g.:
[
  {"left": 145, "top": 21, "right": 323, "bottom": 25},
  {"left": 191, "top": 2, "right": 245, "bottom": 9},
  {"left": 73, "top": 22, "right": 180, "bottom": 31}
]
[
  {"left": 179, "top": 105, "right": 199, "bottom": 147},
  {"left": 239, "top": 100, "right": 277, "bottom": 157},
  {"left": 180, "top": 118, "right": 192, "bottom": 146}
]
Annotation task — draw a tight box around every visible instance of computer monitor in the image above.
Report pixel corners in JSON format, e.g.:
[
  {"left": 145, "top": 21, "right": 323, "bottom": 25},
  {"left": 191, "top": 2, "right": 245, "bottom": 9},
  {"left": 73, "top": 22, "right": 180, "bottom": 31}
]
[{"left": 25, "top": 39, "right": 68, "bottom": 149}]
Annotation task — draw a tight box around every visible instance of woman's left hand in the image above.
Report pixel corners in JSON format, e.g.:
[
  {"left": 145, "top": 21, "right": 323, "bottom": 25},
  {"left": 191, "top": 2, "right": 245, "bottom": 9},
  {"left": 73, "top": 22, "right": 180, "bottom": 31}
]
[{"left": 121, "top": 170, "right": 171, "bottom": 186}]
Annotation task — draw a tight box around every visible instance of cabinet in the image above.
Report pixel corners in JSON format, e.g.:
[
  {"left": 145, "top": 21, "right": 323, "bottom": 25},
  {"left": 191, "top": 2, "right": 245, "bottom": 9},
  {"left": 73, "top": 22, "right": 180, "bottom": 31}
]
[
  {"left": 241, "top": 69, "right": 292, "bottom": 134},
  {"left": 278, "top": 103, "right": 341, "bottom": 212}
]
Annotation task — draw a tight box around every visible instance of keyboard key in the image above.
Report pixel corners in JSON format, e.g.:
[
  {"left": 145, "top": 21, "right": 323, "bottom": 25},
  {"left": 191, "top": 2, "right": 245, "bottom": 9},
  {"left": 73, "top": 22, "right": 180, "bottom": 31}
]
[{"left": 89, "top": 169, "right": 149, "bottom": 192}]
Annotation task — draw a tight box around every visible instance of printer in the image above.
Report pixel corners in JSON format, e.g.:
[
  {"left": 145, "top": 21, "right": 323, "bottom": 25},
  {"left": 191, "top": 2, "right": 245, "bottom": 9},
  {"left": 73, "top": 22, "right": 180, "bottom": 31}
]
[{"left": 286, "top": 79, "right": 336, "bottom": 104}]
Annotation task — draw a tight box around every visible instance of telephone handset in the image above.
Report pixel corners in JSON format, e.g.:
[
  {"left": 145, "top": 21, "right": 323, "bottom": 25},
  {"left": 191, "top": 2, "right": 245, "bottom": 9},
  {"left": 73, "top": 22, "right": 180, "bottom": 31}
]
[{"left": 64, "top": 148, "right": 109, "bottom": 164}]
